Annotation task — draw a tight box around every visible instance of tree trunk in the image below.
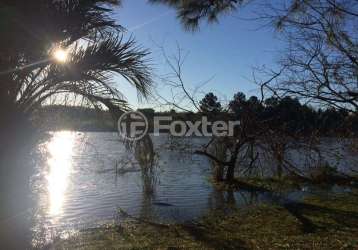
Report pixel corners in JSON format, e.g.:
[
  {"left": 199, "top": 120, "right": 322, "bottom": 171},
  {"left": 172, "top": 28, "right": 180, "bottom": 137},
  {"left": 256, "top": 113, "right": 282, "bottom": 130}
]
[
  {"left": 213, "top": 163, "right": 224, "bottom": 182},
  {"left": 226, "top": 165, "right": 235, "bottom": 182},
  {"left": 275, "top": 145, "right": 284, "bottom": 179},
  {"left": 277, "top": 162, "right": 283, "bottom": 179},
  {"left": 271, "top": 142, "right": 285, "bottom": 179}
]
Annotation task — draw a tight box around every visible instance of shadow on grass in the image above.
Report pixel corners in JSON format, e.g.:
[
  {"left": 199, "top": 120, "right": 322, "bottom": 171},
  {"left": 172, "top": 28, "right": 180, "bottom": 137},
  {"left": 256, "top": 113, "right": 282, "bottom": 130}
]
[
  {"left": 180, "top": 222, "right": 249, "bottom": 250},
  {"left": 283, "top": 199, "right": 358, "bottom": 234},
  {"left": 222, "top": 178, "right": 358, "bottom": 235}
]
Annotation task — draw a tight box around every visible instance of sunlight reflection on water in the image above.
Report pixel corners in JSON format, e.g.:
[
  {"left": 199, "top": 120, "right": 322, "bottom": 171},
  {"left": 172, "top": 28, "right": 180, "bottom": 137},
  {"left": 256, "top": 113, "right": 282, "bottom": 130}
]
[
  {"left": 28, "top": 132, "right": 357, "bottom": 247},
  {"left": 46, "top": 131, "right": 74, "bottom": 218}
]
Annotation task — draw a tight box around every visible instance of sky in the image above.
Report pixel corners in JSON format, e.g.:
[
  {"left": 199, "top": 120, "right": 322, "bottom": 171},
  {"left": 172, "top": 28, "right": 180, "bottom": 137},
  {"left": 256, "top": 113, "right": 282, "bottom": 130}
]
[{"left": 112, "top": 1, "right": 283, "bottom": 110}]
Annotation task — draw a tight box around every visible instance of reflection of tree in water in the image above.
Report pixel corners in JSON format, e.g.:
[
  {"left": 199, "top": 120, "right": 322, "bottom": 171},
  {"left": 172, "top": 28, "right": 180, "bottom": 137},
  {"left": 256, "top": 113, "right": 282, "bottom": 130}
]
[
  {"left": 208, "top": 137, "right": 230, "bottom": 182},
  {"left": 135, "top": 135, "right": 157, "bottom": 195},
  {"left": 208, "top": 189, "right": 227, "bottom": 210},
  {"left": 208, "top": 188, "right": 263, "bottom": 211},
  {"left": 134, "top": 135, "right": 159, "bottom": 220}
]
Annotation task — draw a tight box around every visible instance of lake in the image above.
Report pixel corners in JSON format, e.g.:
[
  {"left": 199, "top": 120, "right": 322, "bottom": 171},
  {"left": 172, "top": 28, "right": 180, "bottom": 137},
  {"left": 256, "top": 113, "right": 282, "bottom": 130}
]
[{"left": 0, "top": 131, "right": 356, "bottom": 248}]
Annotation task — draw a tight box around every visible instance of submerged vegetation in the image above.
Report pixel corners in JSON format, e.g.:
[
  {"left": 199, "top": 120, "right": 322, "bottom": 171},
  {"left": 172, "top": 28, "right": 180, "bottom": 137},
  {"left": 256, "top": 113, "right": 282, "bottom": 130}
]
[{"left": 53, "top": 189, "right": 358, "bottom": 249}]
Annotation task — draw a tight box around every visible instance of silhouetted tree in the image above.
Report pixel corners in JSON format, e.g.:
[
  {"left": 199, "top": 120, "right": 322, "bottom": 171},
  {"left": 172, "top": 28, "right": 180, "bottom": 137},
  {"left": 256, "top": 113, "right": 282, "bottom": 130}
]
[
  {"left": 153, "top": 0, "right": 358, "bottom": 111},
  {"left": 229, "top": 92, "right": 246, "bottom": 117},
  {"left": 265, "top": 0, "right": 358, "bottom": 112},
  {"left": 200, "top": 92, "right": 222, "bottom": 114},
  {"left": 0, "top": 0, "right": 152, "bottom": 154},
  {"left": 0, "top": 3, "right": 152, "bottom": 237},
  {"left": 149, "top": 0, "right": 242, "bottom": 30},
  {"left": 318, "top": 108, "right": 349, "bottom": 135},
  {"left": 229, "top": 93, "right": 264, "bottom": 123}
]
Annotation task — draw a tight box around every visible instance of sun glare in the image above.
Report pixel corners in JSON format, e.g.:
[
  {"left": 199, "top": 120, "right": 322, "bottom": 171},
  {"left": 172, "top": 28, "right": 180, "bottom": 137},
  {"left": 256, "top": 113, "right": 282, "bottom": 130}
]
[
  {"left": 53, "top": 48, "right": 68, "bottom": 63},
  {"left": 46, "top": 131, "right": 75, "bottom": 216}
]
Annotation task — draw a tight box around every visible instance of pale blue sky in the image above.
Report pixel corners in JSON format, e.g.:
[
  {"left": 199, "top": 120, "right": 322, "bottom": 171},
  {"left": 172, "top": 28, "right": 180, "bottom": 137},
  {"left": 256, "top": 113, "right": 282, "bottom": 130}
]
[{"left": 112, "top": 1, "right": 283, "bottom": 109}]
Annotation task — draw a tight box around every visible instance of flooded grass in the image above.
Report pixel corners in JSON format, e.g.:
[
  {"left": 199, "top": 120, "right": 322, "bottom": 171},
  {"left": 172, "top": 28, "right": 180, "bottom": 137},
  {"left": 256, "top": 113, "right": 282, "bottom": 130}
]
[
  {"left": 221, "top": 173, "right": 358, "bottom": 194},
  {"left": 52, "top": 188, "right": 358, "bottom": 249},
  {"left": 222, "top": 177, "right": 302, "bottom": 192}
]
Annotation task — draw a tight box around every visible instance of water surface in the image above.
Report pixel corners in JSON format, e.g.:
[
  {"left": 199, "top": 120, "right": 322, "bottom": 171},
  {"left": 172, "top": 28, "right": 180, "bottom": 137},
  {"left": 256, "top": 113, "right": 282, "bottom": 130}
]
[{"left": 0, "top": 132, "right": 356, "bottom": 247}]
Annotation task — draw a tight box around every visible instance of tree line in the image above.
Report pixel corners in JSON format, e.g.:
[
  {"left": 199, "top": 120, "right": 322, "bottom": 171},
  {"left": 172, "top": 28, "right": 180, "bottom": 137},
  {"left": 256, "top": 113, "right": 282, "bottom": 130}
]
[{"left": 200, "top": 92, "right": 358, "bottom": 136}]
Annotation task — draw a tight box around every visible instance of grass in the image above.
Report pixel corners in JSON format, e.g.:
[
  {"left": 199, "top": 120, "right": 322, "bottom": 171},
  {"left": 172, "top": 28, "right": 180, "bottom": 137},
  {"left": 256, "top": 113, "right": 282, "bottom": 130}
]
[
  {"left": 52, "top": 188, "right": 358, "bottom": 250},
  {"left": 212, "top": 172, "right": 358, "bottom": 194},
  {"left": 230, "top": 177, "right": 302, "bottom": 192}
]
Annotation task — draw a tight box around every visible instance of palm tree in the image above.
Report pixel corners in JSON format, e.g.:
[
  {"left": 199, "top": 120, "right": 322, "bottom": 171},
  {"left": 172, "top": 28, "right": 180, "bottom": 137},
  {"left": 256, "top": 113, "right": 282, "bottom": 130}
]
[{"left": 0, "top": 0, "right": 152, "bottom": 153}]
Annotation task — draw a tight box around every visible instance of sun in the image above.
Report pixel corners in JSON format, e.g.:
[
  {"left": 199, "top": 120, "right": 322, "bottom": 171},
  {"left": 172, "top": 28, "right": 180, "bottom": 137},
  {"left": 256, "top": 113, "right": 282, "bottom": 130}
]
[{"left": 53, "top": 48, "right": 68, "bottom": 63}]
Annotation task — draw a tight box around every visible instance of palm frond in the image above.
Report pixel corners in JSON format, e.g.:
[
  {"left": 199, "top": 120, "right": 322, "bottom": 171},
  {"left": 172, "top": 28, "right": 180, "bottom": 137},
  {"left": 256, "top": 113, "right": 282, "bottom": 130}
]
[
  {"left": 1, "top": 0, "right": 152, "bottom": 120},
  {"left": 17, "top": 35, "right": 152, "bottom": 115},
  {"left": 68, "top": 35, "right": 152, "bottom": 98}
]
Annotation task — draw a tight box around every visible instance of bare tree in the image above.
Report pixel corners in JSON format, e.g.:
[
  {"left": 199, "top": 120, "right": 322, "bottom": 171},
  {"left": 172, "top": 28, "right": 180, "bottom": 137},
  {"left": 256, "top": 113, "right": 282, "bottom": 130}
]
[
  {"left": 154, "top": 46, "right": 266, "bottom": 182},
  {"left": 262, "top": 0, "right": 358, "bottom": 112},
  {"left": 152, "top": 0, "right": 358, "bottom": 112}
]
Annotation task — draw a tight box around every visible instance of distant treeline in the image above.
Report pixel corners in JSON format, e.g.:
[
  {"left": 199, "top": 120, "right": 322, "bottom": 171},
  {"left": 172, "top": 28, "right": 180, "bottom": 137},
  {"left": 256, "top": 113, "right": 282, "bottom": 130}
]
[
  {"left": 35, "top": 105, "right": 115, "bottom": 131},
  {"left": 37, "top": 94, "right": 358, "bottom": 136},
  {"left": 202, "top": 92, "right": 358, "bottom": 137}
]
